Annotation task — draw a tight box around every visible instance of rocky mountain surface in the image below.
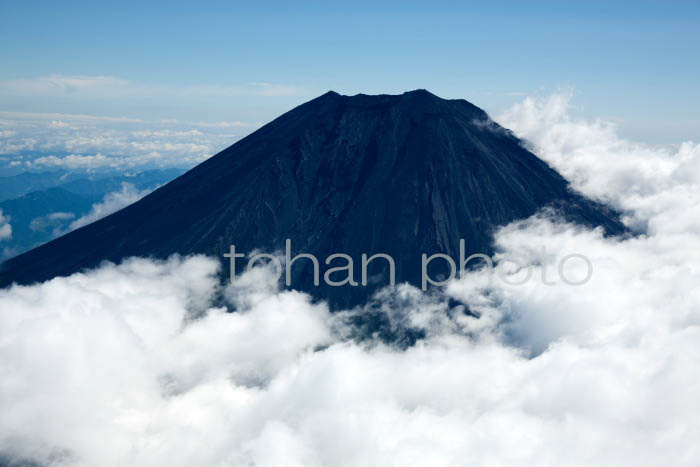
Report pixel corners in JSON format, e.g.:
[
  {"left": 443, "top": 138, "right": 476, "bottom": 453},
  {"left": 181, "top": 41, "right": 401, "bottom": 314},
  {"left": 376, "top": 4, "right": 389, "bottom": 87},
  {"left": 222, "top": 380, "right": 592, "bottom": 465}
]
[{"left": 0, "top": 90, "right": 626, "bottom": 307}]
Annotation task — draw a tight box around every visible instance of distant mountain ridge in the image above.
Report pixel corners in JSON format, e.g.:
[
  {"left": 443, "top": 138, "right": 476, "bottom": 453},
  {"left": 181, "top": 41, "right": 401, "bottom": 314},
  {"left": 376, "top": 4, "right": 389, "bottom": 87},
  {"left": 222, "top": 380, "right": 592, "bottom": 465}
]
[
  {"left": 0, "top": 90, "right": 626, "bottom": 307},
  {"left": 0, "top": 168, "right": 185, "bottom": 202},
  {"left": 0, "top": 168, "right": 185, "bottom": 259}
]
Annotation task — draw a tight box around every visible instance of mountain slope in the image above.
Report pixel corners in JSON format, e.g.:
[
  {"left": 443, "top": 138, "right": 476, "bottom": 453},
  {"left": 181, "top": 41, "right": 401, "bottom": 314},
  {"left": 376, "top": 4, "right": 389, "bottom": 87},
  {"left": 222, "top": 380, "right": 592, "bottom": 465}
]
[{"left": 0, "top": 90, "right": 626, "bottom": 307}]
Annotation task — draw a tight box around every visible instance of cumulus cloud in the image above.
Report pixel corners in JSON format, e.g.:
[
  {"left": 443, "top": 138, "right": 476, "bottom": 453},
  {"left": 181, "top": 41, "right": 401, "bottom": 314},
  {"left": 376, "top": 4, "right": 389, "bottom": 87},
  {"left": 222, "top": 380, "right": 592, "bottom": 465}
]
[
  {"left": 0, "top": 209, "right": 11, "bottom": 241},
  {"left": 1, "top": 94, "right": 700, "bottom": 466},
  {"left": 497, "top": 93, "right": 700, "bottom": 234},
  {"left": 69, "top": 183, "right": 153, "bottom": 231}
]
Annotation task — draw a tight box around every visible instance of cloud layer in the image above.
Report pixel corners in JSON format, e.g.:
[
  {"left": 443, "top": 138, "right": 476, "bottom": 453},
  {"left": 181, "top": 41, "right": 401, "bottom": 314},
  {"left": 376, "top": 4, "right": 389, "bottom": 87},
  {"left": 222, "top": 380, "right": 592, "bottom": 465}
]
[
  {"left": 1, "top": 95, "right": 699, "bottom": 466},
  {"left": 0, "top": 75, "right": 308, "bottom": 172},
  {"left": 0, "top": 110, "right": 254, "bottom": 171}
]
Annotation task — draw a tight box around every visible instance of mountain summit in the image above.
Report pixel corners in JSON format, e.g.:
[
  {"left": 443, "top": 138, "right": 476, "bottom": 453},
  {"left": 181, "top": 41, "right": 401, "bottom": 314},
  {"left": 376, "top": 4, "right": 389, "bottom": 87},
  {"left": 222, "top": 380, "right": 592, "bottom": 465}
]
[{"left": 0, "top": 90, "right": 625, "bottom": 306}]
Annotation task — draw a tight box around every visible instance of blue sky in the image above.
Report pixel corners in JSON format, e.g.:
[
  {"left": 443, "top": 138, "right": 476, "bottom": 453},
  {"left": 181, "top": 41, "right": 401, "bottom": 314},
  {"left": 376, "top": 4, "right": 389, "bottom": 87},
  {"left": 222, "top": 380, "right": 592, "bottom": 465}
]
[{"left": 1, "top": 0, "right": 699, "bottom": 146}]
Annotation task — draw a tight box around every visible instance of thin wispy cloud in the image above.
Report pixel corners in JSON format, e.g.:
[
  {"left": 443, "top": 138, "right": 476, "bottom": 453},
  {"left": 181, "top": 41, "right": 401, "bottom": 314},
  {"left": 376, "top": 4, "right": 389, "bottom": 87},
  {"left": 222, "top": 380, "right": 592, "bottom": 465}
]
[
  {"left": 248, "top": 82, "right": 305, "bottom": 97},
  {"left": 0, "top": 75, "right": 308, "bottom": 99},
  {"left": 0, "top": 75, "right": 130, "bottom": 96}
]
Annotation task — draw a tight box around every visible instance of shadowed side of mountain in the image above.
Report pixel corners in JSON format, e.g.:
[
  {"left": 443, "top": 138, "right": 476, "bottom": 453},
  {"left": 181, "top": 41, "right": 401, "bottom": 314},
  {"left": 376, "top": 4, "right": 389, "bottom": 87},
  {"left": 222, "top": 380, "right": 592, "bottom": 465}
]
[{"left": 0, "top": 90, "right": 627, "bottom": 307}]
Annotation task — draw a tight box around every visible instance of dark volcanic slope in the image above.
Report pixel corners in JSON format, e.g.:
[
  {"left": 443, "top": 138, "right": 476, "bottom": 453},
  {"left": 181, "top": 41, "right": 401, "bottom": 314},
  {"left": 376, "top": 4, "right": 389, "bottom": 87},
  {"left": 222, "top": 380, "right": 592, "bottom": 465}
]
[{"left": 0, "top": 90, "right": 625, "bottom": 306}]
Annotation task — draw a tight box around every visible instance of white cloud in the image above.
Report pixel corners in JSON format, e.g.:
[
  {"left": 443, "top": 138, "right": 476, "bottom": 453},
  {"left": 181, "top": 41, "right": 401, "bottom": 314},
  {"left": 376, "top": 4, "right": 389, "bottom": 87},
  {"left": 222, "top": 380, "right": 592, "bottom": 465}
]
[
  {"left": 69, "top": 183, "right": 153, "bottom": 231},
  {"left": 1, "top": 94, "right": 700, "bottom": 466},
  {"left": 0, "top": 209, "right": 11, "bottom": 241},
  {"left": 0, "top": 109, "right": 251, "bottom": 170},
  {"left": 29, "top": 212, "right": 76, "bottom": 234},
  {"left": 497, "top": 93, "right": 700, "bottom": 235},
  {"left": 30, "top": 153, "right": 117, "bottom": 170}
]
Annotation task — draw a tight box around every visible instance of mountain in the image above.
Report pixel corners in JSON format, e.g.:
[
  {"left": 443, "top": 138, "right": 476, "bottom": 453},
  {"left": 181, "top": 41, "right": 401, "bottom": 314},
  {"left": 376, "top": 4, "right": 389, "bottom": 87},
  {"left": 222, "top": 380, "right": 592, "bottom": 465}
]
[
  {"left": 0, "top": 170, "right": 80, "bottom": 202},
  {"left": 0, "top": 90, "right": 626, "bottom": 307}
]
